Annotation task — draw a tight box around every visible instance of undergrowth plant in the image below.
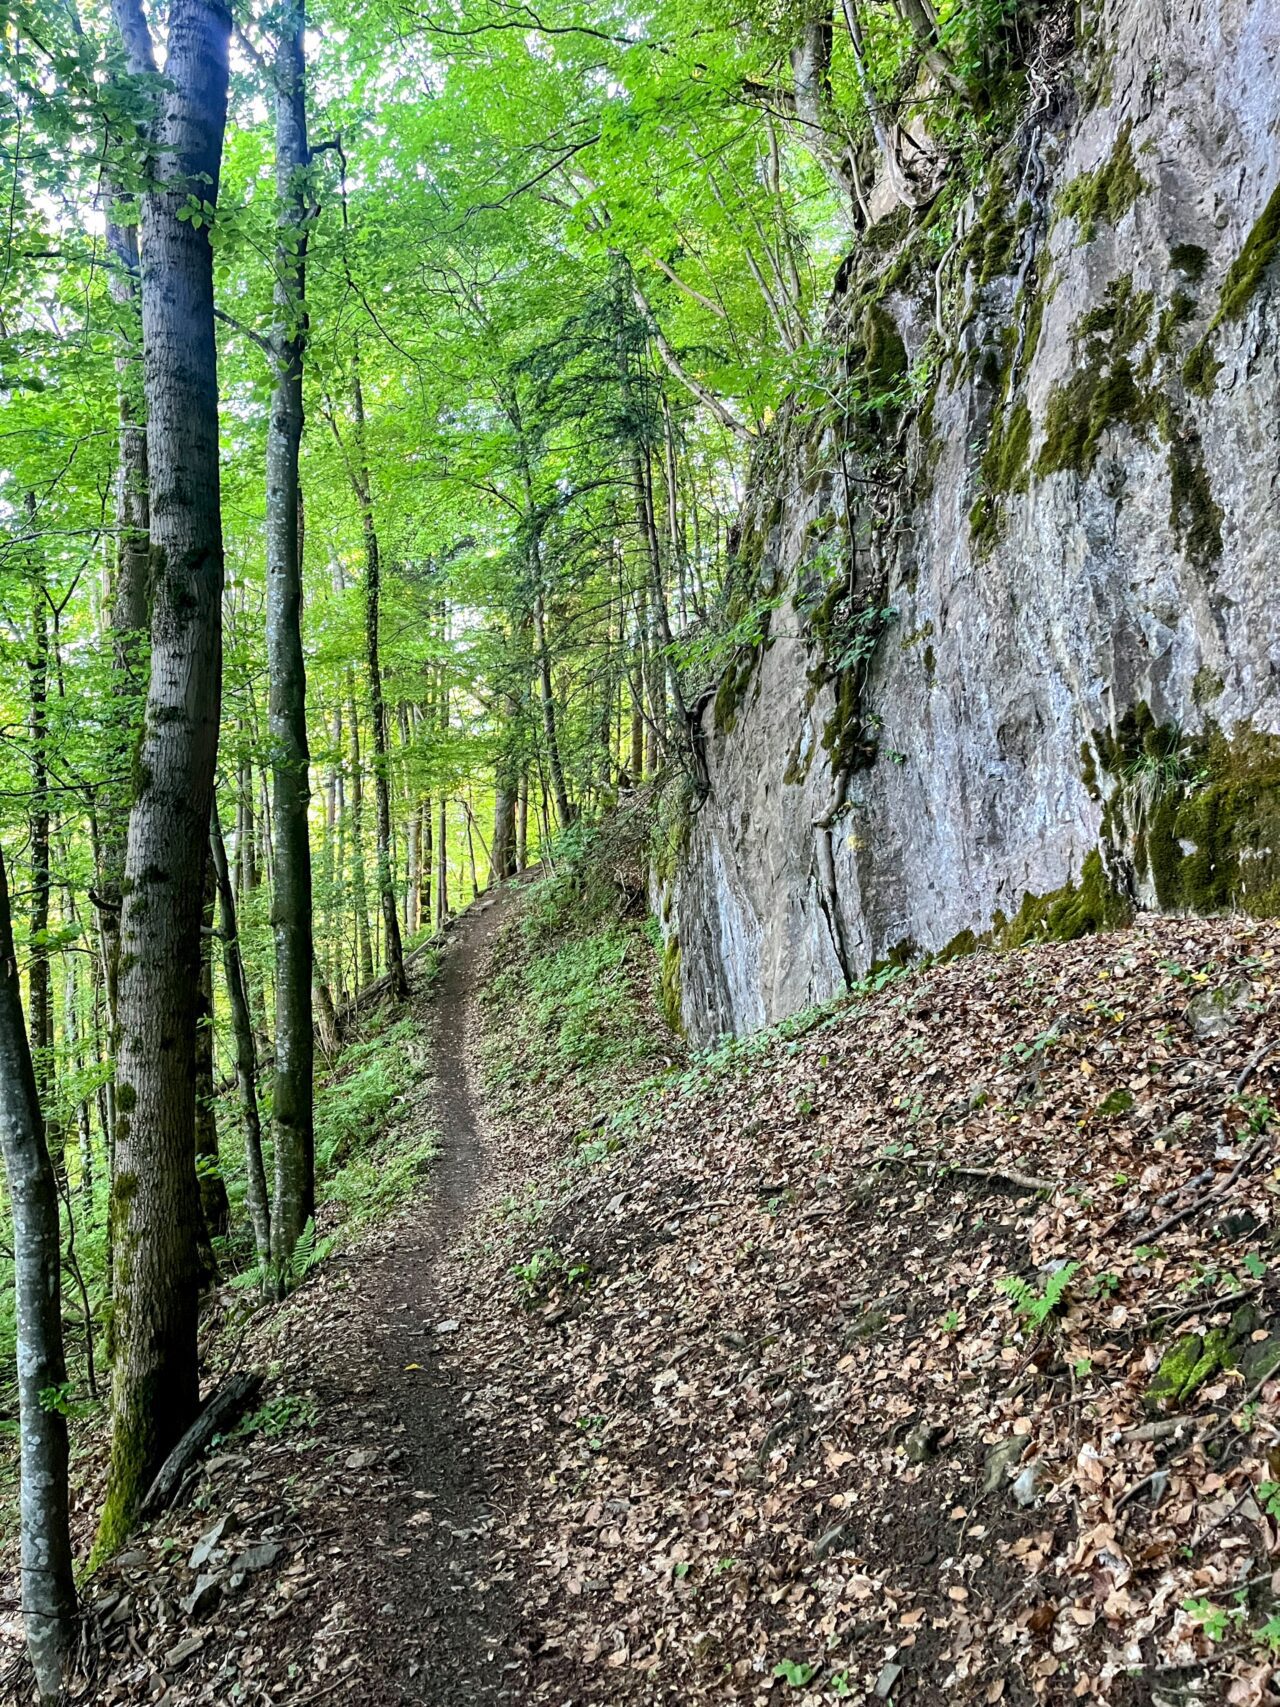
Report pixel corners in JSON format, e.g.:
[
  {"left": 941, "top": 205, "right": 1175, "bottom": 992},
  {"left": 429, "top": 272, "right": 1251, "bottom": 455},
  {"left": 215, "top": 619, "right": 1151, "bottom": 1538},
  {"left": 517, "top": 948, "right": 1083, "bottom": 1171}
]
[{"left": 999, "top": 1261, "right": 1081, "bottom": 1332}]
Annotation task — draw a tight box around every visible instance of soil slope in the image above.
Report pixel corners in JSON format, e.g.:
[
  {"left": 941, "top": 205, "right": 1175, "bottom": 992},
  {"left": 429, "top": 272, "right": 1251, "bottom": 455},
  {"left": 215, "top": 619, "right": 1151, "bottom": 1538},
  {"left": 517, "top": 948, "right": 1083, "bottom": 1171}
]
[{"left": 7, "top": 897, "right": 1280, "bottom": 1707}]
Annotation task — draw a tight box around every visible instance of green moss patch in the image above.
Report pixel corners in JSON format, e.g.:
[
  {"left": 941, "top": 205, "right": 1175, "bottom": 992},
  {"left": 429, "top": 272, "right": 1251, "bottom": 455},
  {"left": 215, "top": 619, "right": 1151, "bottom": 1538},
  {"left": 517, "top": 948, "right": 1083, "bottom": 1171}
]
[
  {"left": 999, "top": 850, "right": 1133, "bottom": 949},
  {"left": 1056, "top": 123, "right": 1146, "bottom": 239},
  {"left": 1094, "top": 710, "right": 1280, "bottom": 918},
  {"left": 1167, "top": 431, "right": 1224, "bottom": 568},
  {"left": 1035, "top": 277, "right": 1157, "bottom": 479},
  {"left": 1217, "top": 182, "right": 1280, "bottom": 322},
  {"left": 1180, "top": 184, "right": 1280, "bottom": 393}
]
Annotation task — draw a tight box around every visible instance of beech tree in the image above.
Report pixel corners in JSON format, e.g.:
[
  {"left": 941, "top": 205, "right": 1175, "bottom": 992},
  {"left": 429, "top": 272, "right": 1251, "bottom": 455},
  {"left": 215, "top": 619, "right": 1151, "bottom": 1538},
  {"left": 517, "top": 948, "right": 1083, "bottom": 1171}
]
[
  {"left": 98, "top": 0, "right": 233, "bottom": 1551},
  {"left": 264, "top": 0, "right": 318, "bottom": 1272},
  {"left": 0, "top": 846, "right": 76, "bottom": 1698}
]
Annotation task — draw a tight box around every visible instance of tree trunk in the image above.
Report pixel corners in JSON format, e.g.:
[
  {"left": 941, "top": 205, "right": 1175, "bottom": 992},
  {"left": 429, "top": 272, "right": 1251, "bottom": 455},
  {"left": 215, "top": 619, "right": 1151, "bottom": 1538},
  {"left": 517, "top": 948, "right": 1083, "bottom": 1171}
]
[
  {"left": 0, "top": 845, "right": 77, "bottom": 1699},
  {"left": 314, "top": 971, "right": 342, "bottom": 1058},
  {"left": 516, "top": 770, "right": 528, "bottom": 870},
  {"left": 194, "top": 860, "right": 229, "bottom": 1242},
  {"left": 491, "top": 780, "right": 517, "bottom": 883},
  {"left": 347, "top": 675, "right": 374, "bottom": 988},
  {"left": 349, "top": 357, "right": 407, "bottom": 999},
  {"left": 100, "top": 192, "right": 151, "bottom": 1050},
  {"left": 209, "top": 805, "right": 271, "bottom": 1272},
  {"left": 399, "top": 703, "right": 419, "bottom": 933},
  {"left": 532, "top": 588, "right": 572, "bottom": 828},
  {"left": 25, "top": 509, "right": 61, "bottom": 1179},
  {"left": 99, "top": 0, "right": 231, "bottom": 1556},
  {"left": 267, "top": 0, "right": 316, "bottom": 1273},
  {"left": 436, "top": 798, "right": 449, "bottom": 928},
  {"left": 420, "top": 796, "right": 433, "bottom": 929}
]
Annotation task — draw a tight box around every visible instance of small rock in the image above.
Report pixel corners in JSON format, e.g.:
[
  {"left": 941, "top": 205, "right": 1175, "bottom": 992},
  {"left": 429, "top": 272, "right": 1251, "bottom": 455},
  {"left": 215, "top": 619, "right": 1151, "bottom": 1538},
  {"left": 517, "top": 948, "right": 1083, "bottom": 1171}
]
[
  {"left": 1187, "top": 977, "right": 1250, "bottom": 1038},
  {"left": 812, "top": 1523, "right": 851, "bottom": 1561},
  {"left": 982, "top": 1436, "right": 1028, "bottom": 1495},
  {"left": 1240, "top": 1332, "right": 1280, "bottom": 1386},
  {"left": 874, "top": 1661, "right": 903, "bottom": 1698},
  {"left": 435, "top": 1318, "right": 460, "bottom": 1334},
  {"left": 1011, "top": 1460, "right": 1044, "bottom": 1507},
  {"left": 107, "top": 1593, "right": 133, "bottom": 1627},
  {"left": 345, "top": 1448, "right": 378, "bottom": 1470},
  {"left": 189, "top": 1516, "right": 228, "bottom": 1571},
  {"left": 904, "top": 1423, "right": 940, "bottom": 1464},
  {"left": 180, "top": 1574, "right": 223, "bottom": 1619},
  {"left": 229, "top": 1540, "right": 282, "bottom": 1576},
  {"left": 114, "top": 1550, "right": 148, "bottom": 1571},
  {"left": 164, "top": 1634, "right": 205, "bottom": 1669}
]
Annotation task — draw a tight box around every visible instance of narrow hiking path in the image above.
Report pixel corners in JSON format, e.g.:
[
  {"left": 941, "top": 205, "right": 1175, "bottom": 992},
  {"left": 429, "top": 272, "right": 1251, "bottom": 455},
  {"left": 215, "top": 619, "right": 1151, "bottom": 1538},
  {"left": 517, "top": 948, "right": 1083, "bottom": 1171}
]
[
  {"left": 64, "top": 890, "right": 536, "bottom": 1706},
  {"left": 331, "top": 884, "right": 523, "bottom": 1703}
]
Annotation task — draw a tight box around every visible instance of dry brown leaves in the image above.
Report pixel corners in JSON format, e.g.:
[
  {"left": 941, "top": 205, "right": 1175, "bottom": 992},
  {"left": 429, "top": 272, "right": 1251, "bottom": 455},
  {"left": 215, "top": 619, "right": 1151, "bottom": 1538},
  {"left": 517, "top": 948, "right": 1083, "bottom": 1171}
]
[{"left": 4, "top": 913, "right": 1279, "bottom": 1707}]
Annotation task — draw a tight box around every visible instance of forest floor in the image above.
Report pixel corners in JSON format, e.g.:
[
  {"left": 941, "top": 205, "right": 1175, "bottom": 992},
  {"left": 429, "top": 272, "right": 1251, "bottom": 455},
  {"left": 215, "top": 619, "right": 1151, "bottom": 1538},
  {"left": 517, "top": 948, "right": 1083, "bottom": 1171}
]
[{"left": 6, "top": 872, "right": 1280, "bottom": 1706}]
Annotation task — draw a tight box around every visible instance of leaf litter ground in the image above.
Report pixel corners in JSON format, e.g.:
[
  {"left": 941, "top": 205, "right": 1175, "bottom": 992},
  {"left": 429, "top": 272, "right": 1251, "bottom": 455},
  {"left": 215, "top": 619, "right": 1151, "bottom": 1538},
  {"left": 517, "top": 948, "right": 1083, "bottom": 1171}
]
[{"left": 4, "top": 904, "right": 1279, "bottom": 1705}]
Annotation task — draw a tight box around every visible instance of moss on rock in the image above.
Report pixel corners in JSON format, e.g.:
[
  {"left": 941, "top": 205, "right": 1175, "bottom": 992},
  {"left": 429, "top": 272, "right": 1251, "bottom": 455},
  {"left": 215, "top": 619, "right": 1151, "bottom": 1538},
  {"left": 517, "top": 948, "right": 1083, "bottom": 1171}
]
[
  {"left": 1056, "top": 123, "right": 1146, "bottom": 239},
  {"left": 999, "top": 849, "right": 1133, "bottom": 949},
  {"left": 1217, "top": 183, "right": 1280, "bottom": 322},
  {"left": 1035, "top": 276, "right": 1158, "bottom": 479},
  {"left": 1167, "top": 430, "right": 1224, "bottom": 568}
]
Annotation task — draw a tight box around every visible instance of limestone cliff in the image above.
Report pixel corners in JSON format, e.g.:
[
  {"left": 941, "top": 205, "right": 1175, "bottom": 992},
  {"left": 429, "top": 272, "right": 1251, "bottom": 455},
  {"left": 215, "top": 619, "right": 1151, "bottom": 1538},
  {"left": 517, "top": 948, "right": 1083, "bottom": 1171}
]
[{"left": 670, "top": 0, "right": 1280, "bottom": 1043}]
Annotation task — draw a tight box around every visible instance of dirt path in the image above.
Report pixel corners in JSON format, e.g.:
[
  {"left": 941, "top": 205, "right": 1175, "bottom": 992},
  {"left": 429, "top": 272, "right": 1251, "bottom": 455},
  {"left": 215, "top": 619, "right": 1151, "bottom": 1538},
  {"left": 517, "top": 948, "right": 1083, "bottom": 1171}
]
[{"left": 320, "top": 889, "right": 526, "bottom": 1704}]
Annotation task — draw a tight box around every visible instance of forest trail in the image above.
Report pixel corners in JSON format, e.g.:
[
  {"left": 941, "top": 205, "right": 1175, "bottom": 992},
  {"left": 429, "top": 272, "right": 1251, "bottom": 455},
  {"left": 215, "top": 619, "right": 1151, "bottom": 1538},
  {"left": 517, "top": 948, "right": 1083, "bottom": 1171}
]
[{"left": 330, "top": 886, "right": 523, "bottom": 1704}]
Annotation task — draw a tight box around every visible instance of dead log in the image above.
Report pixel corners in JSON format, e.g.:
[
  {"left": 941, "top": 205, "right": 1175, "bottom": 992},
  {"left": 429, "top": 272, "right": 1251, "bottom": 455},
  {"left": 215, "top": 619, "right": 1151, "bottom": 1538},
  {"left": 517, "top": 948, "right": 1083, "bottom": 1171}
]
[{"left": 137, "top": 1372, "right": 263, "bottom": 1520}]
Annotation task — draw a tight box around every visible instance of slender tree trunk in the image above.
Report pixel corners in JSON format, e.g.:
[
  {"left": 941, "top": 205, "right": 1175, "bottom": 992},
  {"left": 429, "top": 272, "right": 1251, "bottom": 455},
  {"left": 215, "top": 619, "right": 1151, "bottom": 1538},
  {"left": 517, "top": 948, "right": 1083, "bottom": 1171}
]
[
  {"left": 267, "top": 0, "right": 316, "bottom": 1272},
  {"left": 464, "top": 798, "right": 480, "bottom": 899},
  {"left": 491, "top": 688, "right": 519, "bottom": 882},
  {"left": 99, "top": 0, "right": 231, "bottom": 1556},
  {"left": 516, "top": 770, "right": 528, "bottom": 871},
  {"left": 25, "top": 511, "right": 61, "bottom": 1179},
  {"left": 420, "top": 795, "right": 432, "bottom": 927},
  {"left": 209, "top": 806, "right": 271, "bottom": 1271},
  {"left": 348, "top": 357, "right": 407, "bottom": 999},
  {"left": 532, "top": 588, "right": 572, "bottom": 827},
  {"left": 347, "top": 676, "right": 374, "bottom": 987},
  {"left": 0, "top": 845, "right": 77, "bottom": 1699},
  {"left": 436, "top": 798, "right": 449, "bottom": 928},
  {"left": 399, "top": 703, "right": 419, "bottom": 933},
  {"left": 512, "top": 429, "right": 573, "bottom": 829},
  {"left": 314, "top": 972, "right": 341, "bottom": 1059}
]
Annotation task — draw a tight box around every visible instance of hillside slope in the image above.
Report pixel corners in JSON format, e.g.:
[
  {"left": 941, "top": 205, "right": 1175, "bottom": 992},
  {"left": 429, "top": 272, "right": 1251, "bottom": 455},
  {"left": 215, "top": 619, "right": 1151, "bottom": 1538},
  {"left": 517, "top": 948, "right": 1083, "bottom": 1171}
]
[
  {"left": 11, "top": 868, "right": 1278, "bottom": 1705},
  {"left": 457, "top": 896, "right": 1280, "bottom": 1703}
]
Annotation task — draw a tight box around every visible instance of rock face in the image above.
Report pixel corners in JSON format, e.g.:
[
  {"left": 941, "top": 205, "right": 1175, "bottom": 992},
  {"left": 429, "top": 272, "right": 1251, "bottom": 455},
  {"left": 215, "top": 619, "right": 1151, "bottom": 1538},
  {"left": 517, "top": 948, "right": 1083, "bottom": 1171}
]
[{"left": 670, "top": 0, "right": 1280, "bottom": 1044}]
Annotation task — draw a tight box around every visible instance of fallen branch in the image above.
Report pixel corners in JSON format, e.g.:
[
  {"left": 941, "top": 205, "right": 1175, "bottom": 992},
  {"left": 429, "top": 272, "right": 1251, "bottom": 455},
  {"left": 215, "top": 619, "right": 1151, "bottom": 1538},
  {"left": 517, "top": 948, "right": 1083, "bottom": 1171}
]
[
  {"left": 137, "top": 1372, "right": 263, "bottom": 1521},
  {"left": 1116, "top": 1363, "right": 1277, "bottom": 1514},
  {"left": 878, "top": 1153, "right": 1056, "bottom": 1195},
  {"left": 1139, "top": 1131, "right": 1271, "bottom": 1246}
]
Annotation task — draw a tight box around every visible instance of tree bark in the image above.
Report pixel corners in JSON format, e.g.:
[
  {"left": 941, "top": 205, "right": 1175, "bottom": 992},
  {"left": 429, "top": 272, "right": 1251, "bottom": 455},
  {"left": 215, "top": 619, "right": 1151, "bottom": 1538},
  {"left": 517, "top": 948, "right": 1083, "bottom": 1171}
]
[
  {"left": 436, "top": 799, "right": 449, "bottom": 928},
  {"left": 516, "top": 770, "right": 528, "bottom": 870},
  {"left": 0, "top": 845, "right": 77, "bottom": 1699},
  {"left": 209, "top": 805, "right": 271, "bottom": 1272},
  {"left": 100, "top": 205, "right": 150, "bottom": 1051},
  {"left": 194, "top": 859, "right": 228, "bottom": 1243},
  {"left": 348, "top": 356, "right": 408, "bottom": 999},
  {"left": 99, "top": 0, "right": 232, "bottom": 1556},
  {"left": 25, "top": 503, "right": 60, "bottom": 1178},
  {"left": 346, "top": 674, "right": 374, "bottom": 987},
  {"left": 266, "top": 0, "right": 316, "bottom": 1273}
]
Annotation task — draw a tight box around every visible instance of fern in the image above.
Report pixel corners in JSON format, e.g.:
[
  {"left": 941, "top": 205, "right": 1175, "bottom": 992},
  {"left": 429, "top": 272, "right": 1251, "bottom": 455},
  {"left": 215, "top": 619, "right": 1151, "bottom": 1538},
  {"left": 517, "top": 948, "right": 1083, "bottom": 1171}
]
[
  {"left": 999, "top": 1261, "right": 1080, "bottom": 1330},
  {"left": 289, "top": 1218, "right": 334, "bottom": 1280}
]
